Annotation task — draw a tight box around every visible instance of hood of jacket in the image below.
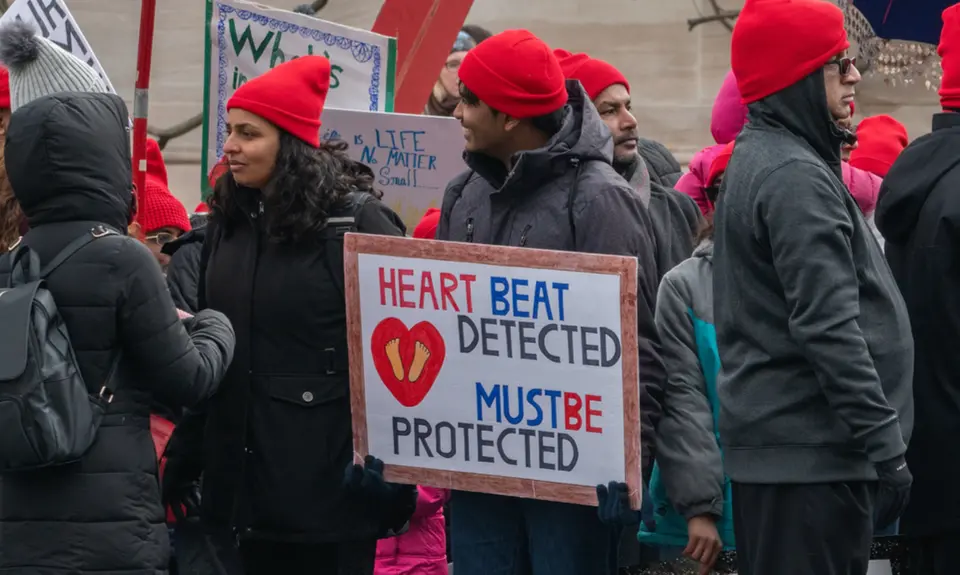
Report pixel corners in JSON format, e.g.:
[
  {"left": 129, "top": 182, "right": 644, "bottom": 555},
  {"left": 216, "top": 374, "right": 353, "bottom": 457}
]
[
  {"left": 693, "top": 237, "right": 713, "bottom": 260},
  {"left": 463, "top": 79, "right": 613, "bottom": 193},
  {"left": 711, "top": 70, "right": 748, "bottom": 145},
  {"left": 637, "top": 137, "right": 682, "bottom": 187},
  {"left": 5, "top": 92, "right": 133, "bottom": 233},
  {"left": 746, "top": 70, "right": 846, "bottom": 180},
  {"left": 875, "top": 112, "right": 960, "bottom": 245}
]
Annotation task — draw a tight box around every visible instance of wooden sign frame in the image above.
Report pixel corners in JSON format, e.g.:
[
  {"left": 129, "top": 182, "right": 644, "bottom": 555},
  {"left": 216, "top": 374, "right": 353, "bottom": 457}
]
[{"left": 344, "top": 233, "right": 642, "bottom": 509}]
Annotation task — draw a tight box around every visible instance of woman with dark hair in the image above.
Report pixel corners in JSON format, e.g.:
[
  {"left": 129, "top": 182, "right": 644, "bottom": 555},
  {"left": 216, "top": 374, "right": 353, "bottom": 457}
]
[{"left": 162, "top": 56, "right": 414, "bottom": 575}]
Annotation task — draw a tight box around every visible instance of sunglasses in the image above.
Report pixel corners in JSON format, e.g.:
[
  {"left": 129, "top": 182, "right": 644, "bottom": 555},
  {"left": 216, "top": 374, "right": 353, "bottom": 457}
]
[
  {"left": 825, "top": 56, "right": 857, "bottom": 76},
  {"left": 145, "top": 232, "right": 177, "bottom": 246}
]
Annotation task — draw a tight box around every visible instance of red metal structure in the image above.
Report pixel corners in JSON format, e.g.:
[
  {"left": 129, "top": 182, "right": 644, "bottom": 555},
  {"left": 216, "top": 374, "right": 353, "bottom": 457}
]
[
  {"left": 372, "top": 0, "right": 474, "bottom": 114},
  {"left": 132, "top": 0, "right": 157, "bottom": 224}
]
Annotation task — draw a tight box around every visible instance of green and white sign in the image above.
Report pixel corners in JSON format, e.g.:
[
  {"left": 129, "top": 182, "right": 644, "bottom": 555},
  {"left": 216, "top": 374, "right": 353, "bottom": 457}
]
[{"left": 201, "top": 0, "right": 397, "bottom": 190}]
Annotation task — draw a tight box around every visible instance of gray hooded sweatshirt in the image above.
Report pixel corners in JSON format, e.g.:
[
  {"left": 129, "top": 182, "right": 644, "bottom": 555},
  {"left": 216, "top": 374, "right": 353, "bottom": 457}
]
[{"left": 712, "top": 71, "right": 914, "bottom": 484}]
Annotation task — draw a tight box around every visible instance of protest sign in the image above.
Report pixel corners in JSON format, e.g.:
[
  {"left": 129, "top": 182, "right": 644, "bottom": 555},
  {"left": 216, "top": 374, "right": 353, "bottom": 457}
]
[
  {"left": 320, "top": 108, "right": 465, "bottom": 231},
  {"left": 202, "top": 0, "right": 397, "bottom": 189},
  {"left": 0, "top": 0, "right": 114, "bottom": 92},
  {"left": 345, "top": 235, "right": 642, "bottom": 508}
]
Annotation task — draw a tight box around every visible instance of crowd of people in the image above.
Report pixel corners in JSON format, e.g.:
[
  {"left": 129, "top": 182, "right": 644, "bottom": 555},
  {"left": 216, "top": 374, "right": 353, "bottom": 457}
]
[{"left": 0, "top": 0, "right": 958, "bottom": 573}]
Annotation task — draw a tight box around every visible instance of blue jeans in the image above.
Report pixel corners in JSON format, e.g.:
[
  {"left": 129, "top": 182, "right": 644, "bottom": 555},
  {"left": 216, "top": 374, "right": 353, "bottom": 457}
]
[{"left": 450, "top": 491, "right": 618, "bottom": 575}]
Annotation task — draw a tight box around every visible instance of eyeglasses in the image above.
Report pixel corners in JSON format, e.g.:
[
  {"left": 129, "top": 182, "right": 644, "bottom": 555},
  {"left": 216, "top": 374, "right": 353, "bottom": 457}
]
[
  {"left": 145, "top": 232, "right": 177, "bottom": 246},
  {"left": 825, "top": 56, "right": 857, "bottom": 76}
]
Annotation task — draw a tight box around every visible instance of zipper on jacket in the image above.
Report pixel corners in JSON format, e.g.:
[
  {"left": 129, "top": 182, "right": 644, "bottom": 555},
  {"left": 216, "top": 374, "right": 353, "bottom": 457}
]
[
  {"left": 518, "top": 224, "right": 532, "bottom": 247},
  {"left": 465, "top": 217, "right": 475, "bottom": 243}
]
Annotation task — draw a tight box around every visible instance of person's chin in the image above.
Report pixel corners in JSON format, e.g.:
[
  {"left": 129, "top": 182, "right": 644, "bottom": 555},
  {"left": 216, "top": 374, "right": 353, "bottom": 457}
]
[{"left": 612, "top": 151, "right": 638, "bottom": 174}]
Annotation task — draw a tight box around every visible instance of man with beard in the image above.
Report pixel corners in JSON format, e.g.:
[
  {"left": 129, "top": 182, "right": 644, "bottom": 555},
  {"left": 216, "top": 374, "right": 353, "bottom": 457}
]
[
  {"left": 714, "top": 0, "right": 914, "bottom": 572},
  {"left": 555, "top": 50, "right": 703, "bottom": 278}
]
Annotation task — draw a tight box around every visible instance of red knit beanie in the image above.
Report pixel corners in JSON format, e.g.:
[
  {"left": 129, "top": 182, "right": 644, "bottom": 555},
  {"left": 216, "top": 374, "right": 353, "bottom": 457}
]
[
  {"left": 413, "top": 208, "right": 441, "bottom": 239},
  {"left": 138, "top": 144, "right": 191, "bottom": 234},
  {"left": 849, "top": 115, "right": 908, "bottom": 178},
  {"left": 939, "top": 4, "right": 960, "bottom": 110},
  {"left": 708, "top": 141, "right": 735, "bottom": 187},
  {"left": 458, "top": 29, "right": 567, "bottom": 118},
  {"left": 0, "top": 67, "right": 9, "bottom": 109},
  {"left": 227, "top": 56, "right": 331, "bottom": 147},
  {"left": 553, "top": 49, "right": 630, "bottom": 100},
  {"left": 732, "top": 0, "right": 850, "bottom": 104},
  {"left": 195, "top": 202, "right": 210, "bottom": 214}
]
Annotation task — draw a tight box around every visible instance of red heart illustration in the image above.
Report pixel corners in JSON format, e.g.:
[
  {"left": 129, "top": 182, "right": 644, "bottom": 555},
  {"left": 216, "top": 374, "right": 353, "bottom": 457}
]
[{"left": 370, "top": 317, "right": 446, "bottom": 407}]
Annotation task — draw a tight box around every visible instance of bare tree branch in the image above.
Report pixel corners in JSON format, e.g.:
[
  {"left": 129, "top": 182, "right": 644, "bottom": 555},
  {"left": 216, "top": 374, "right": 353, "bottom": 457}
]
[
  {"left": 688, "top": 0, "right": 739, "bottom": 32},
  {"left": 148, "top": 0, "right": 329, "bottom": 152}
]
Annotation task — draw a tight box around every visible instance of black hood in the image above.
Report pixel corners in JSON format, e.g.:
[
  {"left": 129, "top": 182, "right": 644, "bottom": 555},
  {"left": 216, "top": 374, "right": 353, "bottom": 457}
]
[
  {"left": 875, "top": 113, "right": 960, "bottom": 245},
  {"left": 5, "top": 92, "right": 133, "bottom": 232},
  {"left": 464, "top": 79, "right": 613, "bottom": 192},
  {"left": 746, "top": 70, "right": 849, "bottom": 180}
]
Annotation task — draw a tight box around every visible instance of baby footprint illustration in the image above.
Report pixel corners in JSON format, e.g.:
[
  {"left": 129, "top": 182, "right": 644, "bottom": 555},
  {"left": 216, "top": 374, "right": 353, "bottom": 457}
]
[
  {"left": 408, "top": 341, "right": 432, "bottom": 383},
  {"left": 384, "top": 338, "right": 405, "bottom": 380}
]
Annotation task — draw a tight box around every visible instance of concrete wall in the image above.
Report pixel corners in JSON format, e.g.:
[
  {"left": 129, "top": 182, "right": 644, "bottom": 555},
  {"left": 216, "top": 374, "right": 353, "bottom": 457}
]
[{"left": 64, "top": 0, "right": 940, "bottom": 209}]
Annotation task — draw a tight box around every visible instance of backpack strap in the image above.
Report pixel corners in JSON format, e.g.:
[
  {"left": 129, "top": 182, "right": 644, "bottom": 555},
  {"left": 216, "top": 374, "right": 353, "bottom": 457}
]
[
  {"left": 40, "top": 225, "right": 119, "bottom": 279},
  {"left": 322, "top": 191, "right": 374, "bottom": 301}
]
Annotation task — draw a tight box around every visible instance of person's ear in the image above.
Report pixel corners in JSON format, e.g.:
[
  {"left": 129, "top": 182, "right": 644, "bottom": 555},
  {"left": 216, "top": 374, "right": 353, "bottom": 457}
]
[{"left": 128, "top": 220, "right": 142, "bottom": 239}]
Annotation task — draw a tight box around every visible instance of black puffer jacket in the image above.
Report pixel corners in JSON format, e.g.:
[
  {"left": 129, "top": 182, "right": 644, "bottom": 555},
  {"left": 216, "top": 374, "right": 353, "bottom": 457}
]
[
  {"left": 638, "top": 138, "right": 683, "bottom": 188},
  {"left": 0, "top": 92, "right": 235, "bottom": 574},
  {"left": 163, "top": 223, "right": 207, "bottom": 314},
  {"left": 168, "top": 183, "right": 406, "bottom": 543}
]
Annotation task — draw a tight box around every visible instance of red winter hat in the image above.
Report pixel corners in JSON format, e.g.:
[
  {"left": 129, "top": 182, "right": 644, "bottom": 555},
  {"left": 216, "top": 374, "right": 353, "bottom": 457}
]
[
  {"left": 138, "top": 145, "right": 191, "bottom": 234},
  {"left": 144, "top": 138, "right": 168, "bottom": 186},
  {"left": 708, "top": 141, "right": 735, "bottom": 187},
  {"left": 553, "top": 49, "right": 629, "bottom": 100},
  {"left": 458, "top": 29, "right": 567, "bottom": 118},
  {"left": 0, "top": 66, "right": 9, "bottom": 109},
  {"left": 195, "top": 202, "right": 210, "bottom": 214},
  {"left": 227, "top": 56, "right": 331, "bottom": 147},
  {"left": 413, "top": 208, "right": 441, "bottom": 239},
  {"left": 732, "top": 0, "right": 849, "bottom": 104},
  {"left": 939, "top": 4, "right": 960, "bottom": 110},
  {"left": 849, "top": 115, "right": 908, "bottom": 178}
]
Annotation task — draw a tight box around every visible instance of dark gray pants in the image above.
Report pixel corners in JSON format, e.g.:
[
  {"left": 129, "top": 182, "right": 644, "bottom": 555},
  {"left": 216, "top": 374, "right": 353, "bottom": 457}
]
[{"left": 732, "top": 481, "right": 877, "bottom": 575}]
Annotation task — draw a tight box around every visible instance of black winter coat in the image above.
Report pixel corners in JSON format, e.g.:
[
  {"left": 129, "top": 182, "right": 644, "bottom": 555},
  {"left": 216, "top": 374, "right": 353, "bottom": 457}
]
[
  {"left": 171, "top": 184, "right": 406, "bottom": 543},
  {"left": 875, "top": 111, "right": 960, "bottom": 537},
  {"left": 163, "top": 224, "right": 207, "bottom": 314},
  {"left": 0, "top": 92, "right": 236, "bottom": 574}
]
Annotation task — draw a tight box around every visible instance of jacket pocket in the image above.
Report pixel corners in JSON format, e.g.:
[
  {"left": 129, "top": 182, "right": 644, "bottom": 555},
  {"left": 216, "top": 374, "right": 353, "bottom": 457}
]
[{"left": 246, "top": 374, "right": 356, "bottom": 534}]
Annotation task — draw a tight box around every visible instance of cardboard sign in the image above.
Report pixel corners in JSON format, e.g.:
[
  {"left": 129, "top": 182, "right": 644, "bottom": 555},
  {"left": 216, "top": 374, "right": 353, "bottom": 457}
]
[
  {"left": 320, "top": 108, "right": 465, "bottom": 231},
  {"left": 345, "top": 234, "right": 642, "bottom": 508},
  {"left": 202, "top": 0, "right": 397, "bottom": 188},
  {"left": 0, "top": 0, "right": 114, "bottom": 92}
]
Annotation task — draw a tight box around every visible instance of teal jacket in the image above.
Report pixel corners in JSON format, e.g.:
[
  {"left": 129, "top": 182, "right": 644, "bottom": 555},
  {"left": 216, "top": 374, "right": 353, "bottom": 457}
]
[{"left": 639, "top": 239, "right": 735, "bottom": 549}]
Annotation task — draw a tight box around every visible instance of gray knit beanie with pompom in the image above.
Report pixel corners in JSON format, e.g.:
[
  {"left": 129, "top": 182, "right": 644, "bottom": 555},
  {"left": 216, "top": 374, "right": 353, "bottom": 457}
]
[{"left": 0, "top": 20, "right": 106, "bottom": 111}]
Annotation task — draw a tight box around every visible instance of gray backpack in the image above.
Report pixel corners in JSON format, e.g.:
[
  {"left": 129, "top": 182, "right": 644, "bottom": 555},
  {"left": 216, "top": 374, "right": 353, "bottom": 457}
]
[{"left": 0, "top": 226, "right": 121, "bottom": 471}]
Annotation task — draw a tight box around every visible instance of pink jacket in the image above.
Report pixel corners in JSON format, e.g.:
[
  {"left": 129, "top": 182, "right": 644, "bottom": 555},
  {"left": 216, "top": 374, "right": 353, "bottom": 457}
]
[
  {"left": 675, "top": 70, "right": 747, "bottom": 214},
  {"left": 375, "top": 487, "right": 449, "bottom": 575},
  {"left": 675, "top": 70, "right": 882, "bottom": 216}
]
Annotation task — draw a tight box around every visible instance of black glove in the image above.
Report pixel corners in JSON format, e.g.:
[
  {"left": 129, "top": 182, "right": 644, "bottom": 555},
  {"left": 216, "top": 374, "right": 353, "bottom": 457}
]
[
  {"left": 292, "top": 3, "right": 314, "bottom": 14},
  {"left": 344, "top": 455, "right": 417, "bottom": 533},
  {"left": 874, "top": 454, "right": 913, "bottom": 529},
  {"left": 596, "top": 481, "right": 640, "bottom": 527},
  {"left": 162, "top": 455, "right": 203, "bottom": 522}
]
